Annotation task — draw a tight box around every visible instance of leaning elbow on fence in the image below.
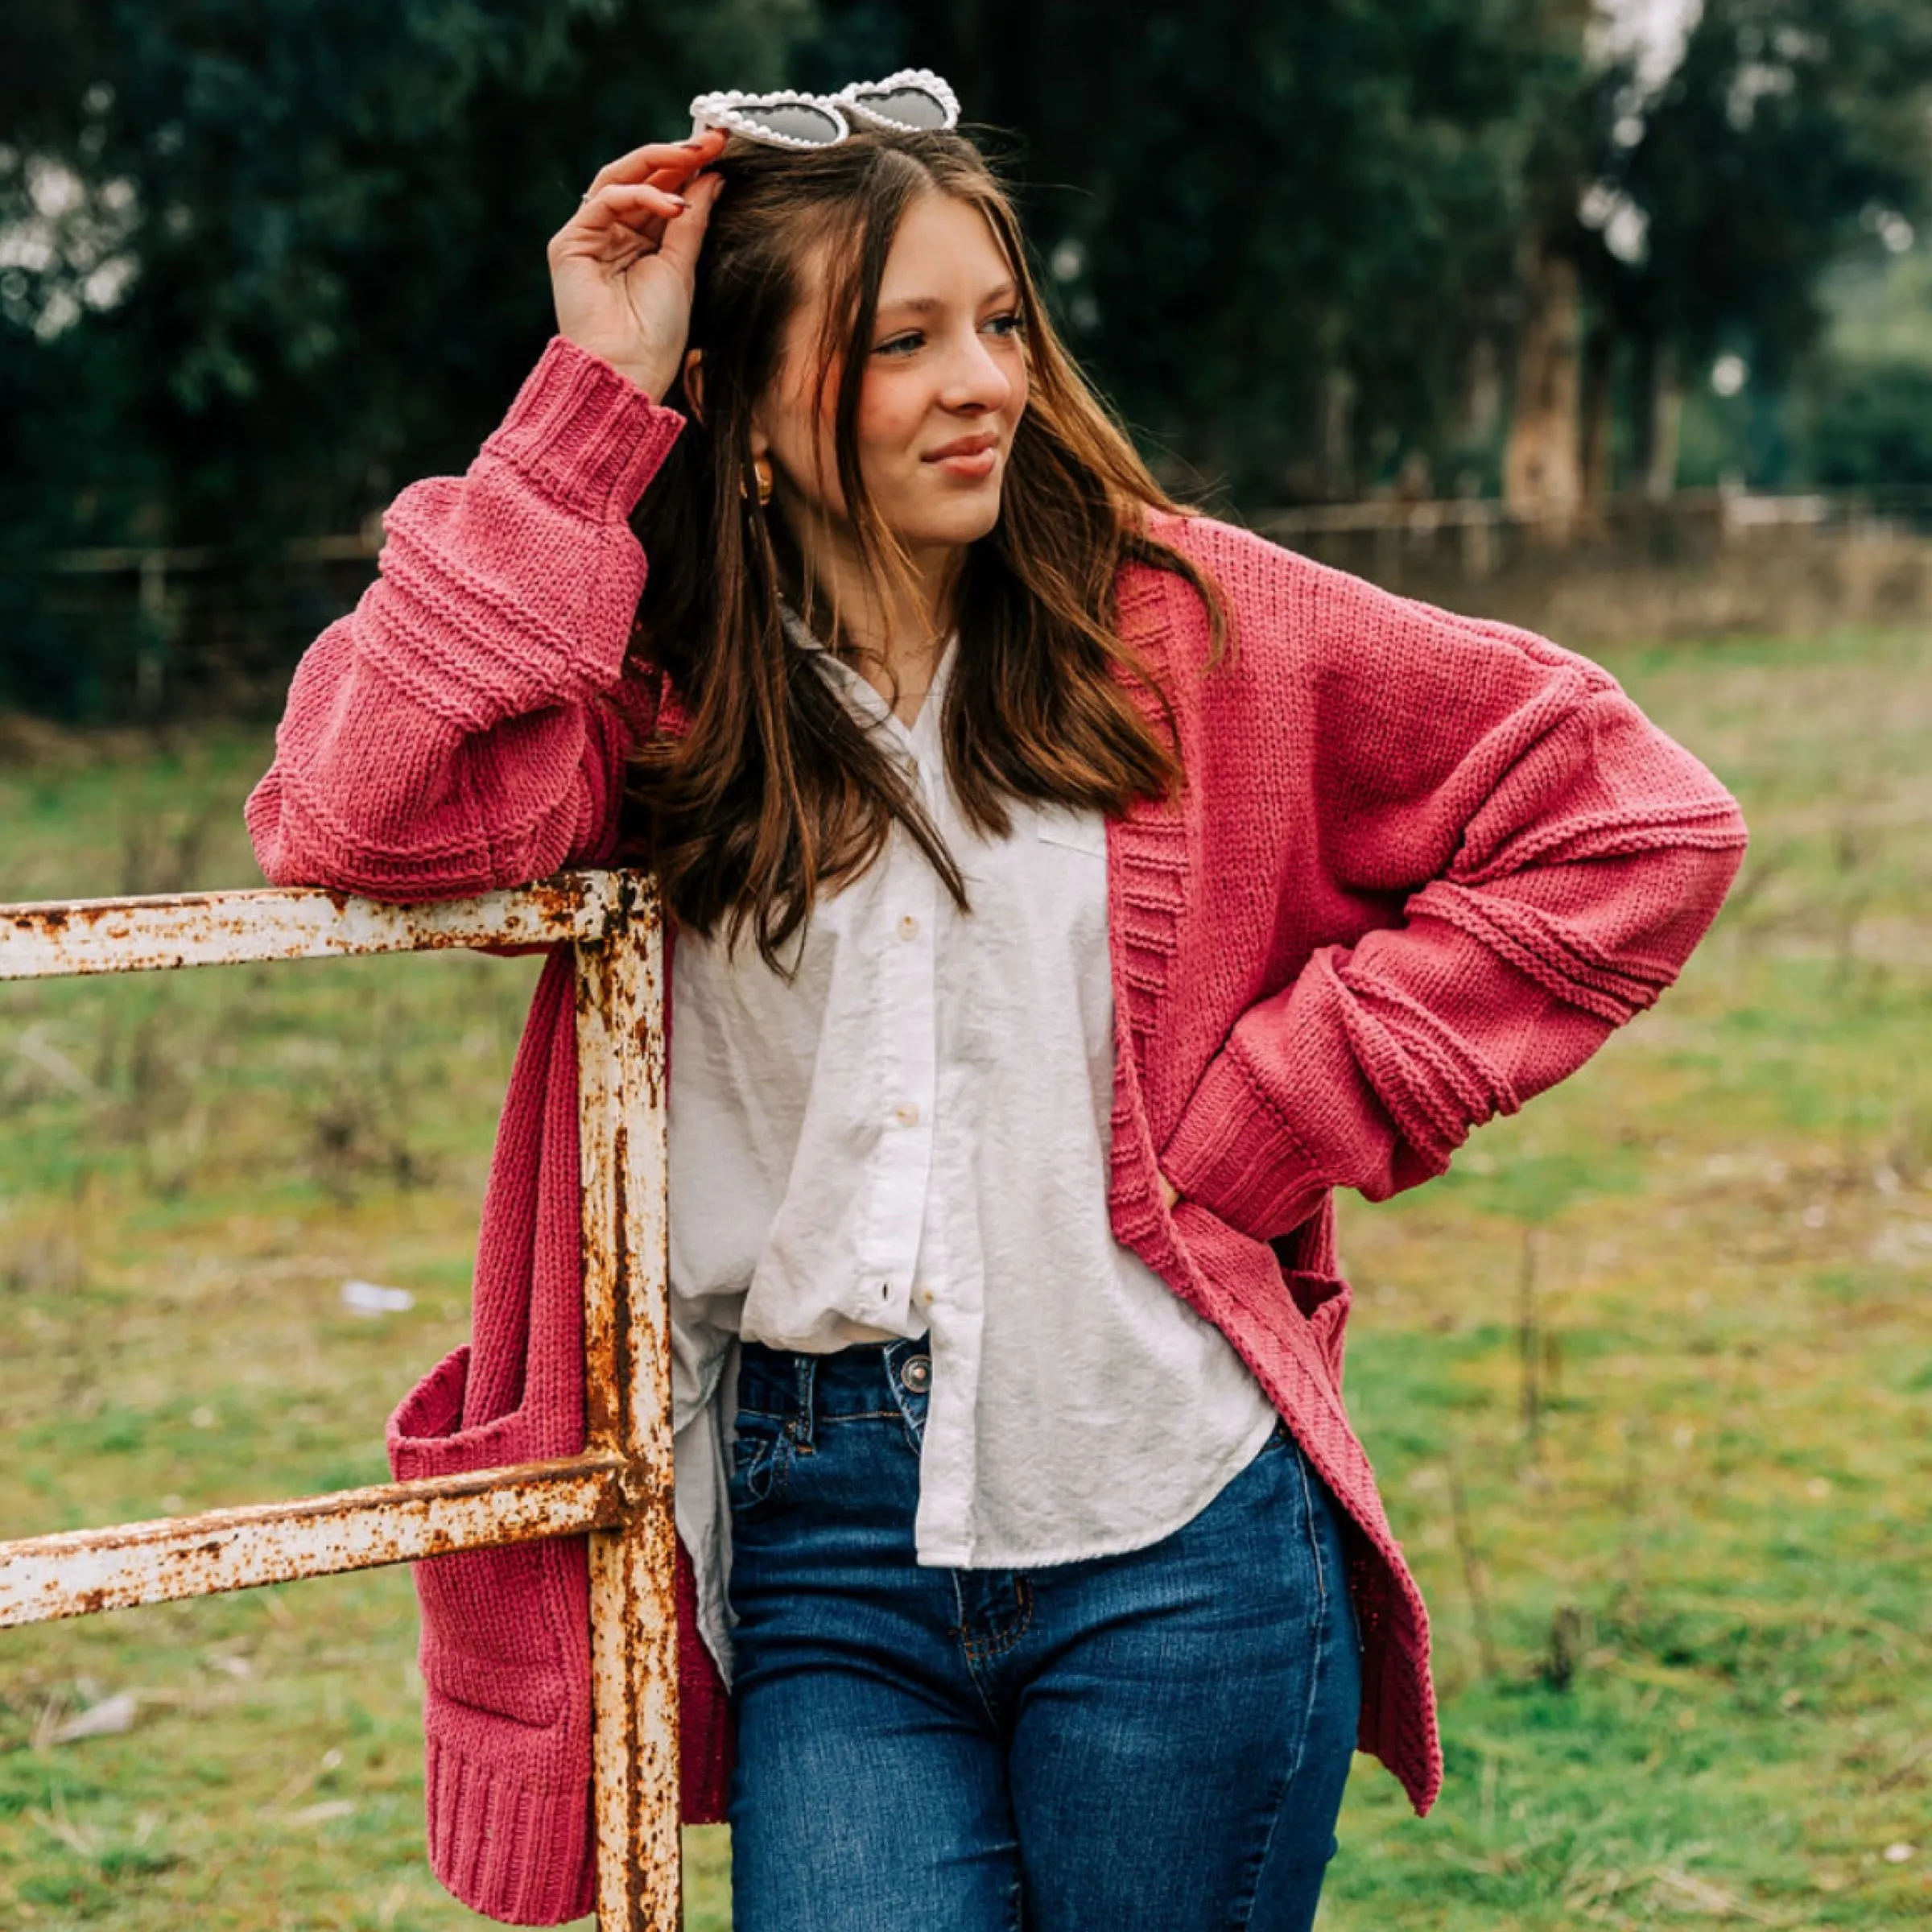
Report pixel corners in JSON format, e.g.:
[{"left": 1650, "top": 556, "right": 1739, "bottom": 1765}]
[{"left": 242, "top": 765, "right": 498, "bottom": 905}]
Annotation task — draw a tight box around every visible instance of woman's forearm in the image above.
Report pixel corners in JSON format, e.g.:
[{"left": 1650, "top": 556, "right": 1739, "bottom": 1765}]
[{"left": 246, "top": 337, "right": 685, "bottom": 900}]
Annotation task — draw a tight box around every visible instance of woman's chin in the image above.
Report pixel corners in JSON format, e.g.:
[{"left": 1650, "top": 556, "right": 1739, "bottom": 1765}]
[{"left": 894, "top": 493, "right": 1004, "bottom": 550}]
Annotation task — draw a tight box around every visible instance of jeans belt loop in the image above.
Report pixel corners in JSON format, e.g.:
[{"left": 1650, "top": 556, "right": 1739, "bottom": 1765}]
[{"left": 791, "top": 1349, "right": 817, "bottom": 1448}]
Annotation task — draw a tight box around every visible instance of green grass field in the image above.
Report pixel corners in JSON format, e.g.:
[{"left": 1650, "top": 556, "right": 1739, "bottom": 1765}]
[{"left": 1, "top": 625, "right": 1928, "bottom": 1930}]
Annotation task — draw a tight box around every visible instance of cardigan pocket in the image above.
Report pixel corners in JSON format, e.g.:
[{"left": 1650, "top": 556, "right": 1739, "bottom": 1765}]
[
  {"left": 1166, "top": 1197, "right": 1356, "bottom": 1402},
  {"left": 388, "top": 1344, "right": 572, "bottom": 1728},
  {"left": 1280, "top": 1269, "right": 1352, "bottom": 1393}
]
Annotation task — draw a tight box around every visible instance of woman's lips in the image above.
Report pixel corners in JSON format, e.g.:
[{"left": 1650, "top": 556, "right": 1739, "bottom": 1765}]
[{"left": 927, "top": 447, "right": 998, "bottom": 478}]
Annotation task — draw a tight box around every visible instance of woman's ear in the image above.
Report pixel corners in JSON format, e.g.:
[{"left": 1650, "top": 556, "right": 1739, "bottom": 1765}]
[{"left": 683, "top": 348, "right": 705, "bottom": 424}]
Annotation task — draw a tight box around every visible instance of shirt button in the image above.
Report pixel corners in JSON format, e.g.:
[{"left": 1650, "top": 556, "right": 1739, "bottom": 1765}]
[
  {"left": 917, "top": 1284, "right": 935, "bottom": 1307},
  {"left": 894, "top": 1101, "right": 921, "bottom": 1128},
  {"left": 898, "top": 914, "right": 919, "bottom": 942},
  {"left": 902, "top": 1354, "right": 931, "bottom": 1392}
]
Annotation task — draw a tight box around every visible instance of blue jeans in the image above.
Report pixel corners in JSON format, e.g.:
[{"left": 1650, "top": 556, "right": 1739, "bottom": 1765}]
[{"left": 724, "top": 1331, "right": 1362, "bottom": 1931}]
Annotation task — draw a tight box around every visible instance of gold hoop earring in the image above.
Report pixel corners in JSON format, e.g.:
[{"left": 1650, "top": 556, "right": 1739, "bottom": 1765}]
[{"left": 738, "top": 455, "right": 774, "bottom": 506}]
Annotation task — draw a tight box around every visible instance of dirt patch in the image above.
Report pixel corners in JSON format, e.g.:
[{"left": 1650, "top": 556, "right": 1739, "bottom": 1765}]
[{"left": 0, "top": 712, "right": 159, "bottom": 774}]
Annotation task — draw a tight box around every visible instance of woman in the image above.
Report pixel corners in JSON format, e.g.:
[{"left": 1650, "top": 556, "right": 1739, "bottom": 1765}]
[{"left": 247, "top": 74, "right": 1748, "bottom": 1931}]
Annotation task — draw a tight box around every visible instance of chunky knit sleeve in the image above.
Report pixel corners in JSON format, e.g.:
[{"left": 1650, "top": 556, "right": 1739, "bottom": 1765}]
[
  {"left": 1158, "top": 541, "right": 1750, "bottom": 1237},
  {"left": 244, "top": 336, "right": 684, "bottom": 899}
]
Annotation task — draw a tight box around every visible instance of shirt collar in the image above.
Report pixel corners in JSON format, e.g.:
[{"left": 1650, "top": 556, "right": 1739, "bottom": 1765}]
[
  {"left": 777, "top": 597, "right": 828, "bottom": 655},
  {"left": 778, "top": 596, "right": 960, "bottom": 731}
]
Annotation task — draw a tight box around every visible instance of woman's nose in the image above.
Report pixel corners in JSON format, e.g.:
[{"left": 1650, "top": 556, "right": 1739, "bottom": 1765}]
[{"left": 941, "top": 332, "right": 1015, "bottom": 411}]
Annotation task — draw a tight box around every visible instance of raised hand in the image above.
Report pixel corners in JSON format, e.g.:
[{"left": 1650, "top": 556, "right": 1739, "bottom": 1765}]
[{"left": 545, "top": 126, "right": 729, "bottom": 402}]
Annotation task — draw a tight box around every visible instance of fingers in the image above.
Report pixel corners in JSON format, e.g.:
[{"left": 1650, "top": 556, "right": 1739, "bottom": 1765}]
[
  {"left": 551, "top": 179, "right": 686, "bottom": 258},
  {"left": 549, "top": 137, "right": 724, "bottom": 272},
  {"left": 584, "top": 180, "right": 690, "bottom": 221},
  {"left": 583, "top": 126, "right": 726, "bottom": 200},
  {"left": 651, "top": 168, "right": 724, "bottom": 275}
]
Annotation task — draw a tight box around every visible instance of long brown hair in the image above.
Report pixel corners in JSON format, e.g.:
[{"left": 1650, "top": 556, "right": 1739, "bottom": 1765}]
[{"left": 624, "top": 123, "right": 1232, "bottom": 973}]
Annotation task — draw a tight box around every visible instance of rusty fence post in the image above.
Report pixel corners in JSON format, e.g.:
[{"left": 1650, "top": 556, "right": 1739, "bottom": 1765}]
[
  {"left": 576, "top": 873, "right": 683, "bottom": 1930},
  {"left": 0, "top": 871, "right": 683, "bottom": 1932}
]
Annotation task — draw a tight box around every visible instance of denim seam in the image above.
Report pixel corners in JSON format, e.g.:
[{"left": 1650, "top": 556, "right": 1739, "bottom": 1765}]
[
  {"left": 958, "top": 1578, "right": 1034, "bottom": 1664},
  {"left": 1292, "top": 1443, "right": 1330, "bottom": 1604},
  {"left": 1227, "top": 1729, "right": 1300, "bottom": 1931},
  {"left": 729, "top": 1426, "right": 799, "bottom": 1511},
  {"left": 1230, "top": 1456, "right": 1329, "bottom": 1930},
  {"left": 890, "top": 1388, "right": 929, "bottom": 1455},
  {"left": 947, "top": 1571, "right": 1009, "bottom": 1732},
  {"left": 1253, "top": 1608, "right": 1331, "bottom": 1930},
  {"left": 733, "top": 1404, "right": 903, "bottom": 1424}
]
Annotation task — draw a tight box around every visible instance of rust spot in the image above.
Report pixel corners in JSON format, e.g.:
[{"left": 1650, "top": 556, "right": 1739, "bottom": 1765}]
[
  {"left": 0, "top": 1455, "right": 625, "bottom": 1629},
  {"left": 539, "top": 873, "right": 594, "bottom": 919},
  {"left": 159, "top": 1538, "right": 228, "bottom": 1563}
]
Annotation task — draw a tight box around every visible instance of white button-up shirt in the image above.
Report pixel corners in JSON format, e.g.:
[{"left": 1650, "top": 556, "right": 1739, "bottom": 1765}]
[{"left": 667, "top": 601, "right": 1279, "bottom": 1686}]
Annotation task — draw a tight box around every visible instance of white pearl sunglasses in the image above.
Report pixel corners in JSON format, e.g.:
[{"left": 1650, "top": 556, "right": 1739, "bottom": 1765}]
[{"left": 687, "top": 68, "right": 960, "bottom": 150}]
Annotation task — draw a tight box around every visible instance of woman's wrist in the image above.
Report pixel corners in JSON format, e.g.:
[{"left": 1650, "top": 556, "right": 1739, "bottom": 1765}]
[
  {"left": 555, "top": 335, "right": 672, "bottom": 407},
  {"left": 489, "top": 336, "right": 687, "bottom": 520},
  {"left": 614, "top": 361, "right": 674, "bottom": 405}
]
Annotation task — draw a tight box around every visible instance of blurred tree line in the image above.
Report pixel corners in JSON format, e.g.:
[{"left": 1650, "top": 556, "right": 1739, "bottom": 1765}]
[{"left": 2, "top": 0, "right": 1930, "bottom": 716}]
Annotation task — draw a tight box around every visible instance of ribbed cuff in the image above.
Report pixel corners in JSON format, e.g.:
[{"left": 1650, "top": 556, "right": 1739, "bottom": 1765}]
[
  {"left": 424, "top": 1734, "right": 595, "bottom": 1926},
  {"left": 485, "top": 335, "right": 687, "bottom": 521},
  {"left": 1159, "top": 1043, "right": 1328, "bottom": 1241}
]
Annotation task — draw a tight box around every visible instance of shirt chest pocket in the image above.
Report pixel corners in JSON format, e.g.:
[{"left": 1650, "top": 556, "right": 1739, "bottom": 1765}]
[
  {"left": 1034, "top": 811, "right": 1108, "bottom": 860},
  {"left": 1026, "top": 811, "right": 1113, "bottom": 977}
]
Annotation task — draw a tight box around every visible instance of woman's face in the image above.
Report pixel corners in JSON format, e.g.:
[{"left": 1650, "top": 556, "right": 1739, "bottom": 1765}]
[{"left": 752, "top": 190, "right": 1029, "bottom": 557}]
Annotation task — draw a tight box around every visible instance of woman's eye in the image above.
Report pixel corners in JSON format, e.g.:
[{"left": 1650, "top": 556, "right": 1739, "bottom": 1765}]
[{"left": 873, "top": 313, "right": 1027, "bottom": 358}]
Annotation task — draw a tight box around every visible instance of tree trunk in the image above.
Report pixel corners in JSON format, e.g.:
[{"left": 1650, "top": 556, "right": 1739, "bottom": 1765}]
[
  {"left": 1578, "top": 320, "right": 1616, "bottom": 531},
  {"left": 1319, "top": 366, "right": 1356, "bottom": 501},
  {"left": 1462, "top": 331, "right": 1503, "bottom": 451},
  {"left": 1503, "top": 242, "right": 1583, "bottom": 543},
  {"left": 1641, "top": 337, "right": 1682, "bottom": 502}
]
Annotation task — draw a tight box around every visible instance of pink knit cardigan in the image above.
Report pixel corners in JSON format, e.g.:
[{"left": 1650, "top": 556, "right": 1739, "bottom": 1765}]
[{"left": 246, "top": 336, "right": 1748, "bottom": 1925}]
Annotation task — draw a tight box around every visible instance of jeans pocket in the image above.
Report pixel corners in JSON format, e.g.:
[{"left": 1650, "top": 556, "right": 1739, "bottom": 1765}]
[{"left": 726, "top": 1411, "right": 792, "bottom": 1517}]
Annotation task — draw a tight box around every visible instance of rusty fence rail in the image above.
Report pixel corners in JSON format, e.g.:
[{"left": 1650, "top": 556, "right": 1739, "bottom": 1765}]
[{"left": 0, "top": 870, "right": 680, "bottom": 1930}]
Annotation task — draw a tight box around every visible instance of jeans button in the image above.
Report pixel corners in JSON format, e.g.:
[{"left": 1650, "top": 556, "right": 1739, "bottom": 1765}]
[{"left": 901, "top": 1354, "right": 931, "bottom": 1393}]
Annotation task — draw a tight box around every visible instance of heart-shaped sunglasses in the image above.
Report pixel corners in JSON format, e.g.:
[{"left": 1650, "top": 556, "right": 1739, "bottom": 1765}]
[{"left": 687, "top": 68, "right": 960, "bottom": 150}]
